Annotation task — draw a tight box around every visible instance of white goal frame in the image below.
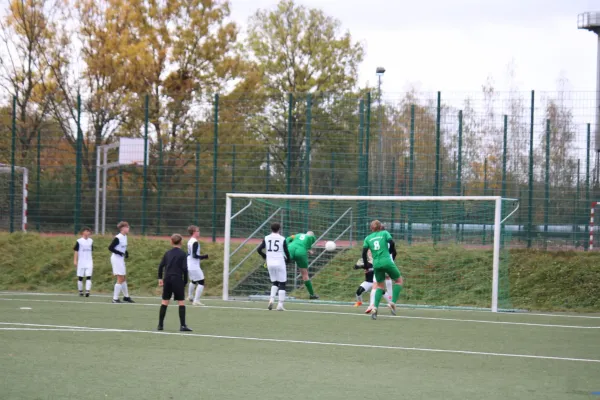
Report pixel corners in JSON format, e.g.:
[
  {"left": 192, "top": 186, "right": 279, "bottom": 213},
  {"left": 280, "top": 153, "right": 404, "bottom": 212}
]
[
  {"left": 0, "top": 164, "right": 28, "bottom": 232},
  {"left": 223, "top": 193, "right": 512, "bottom": 312}
]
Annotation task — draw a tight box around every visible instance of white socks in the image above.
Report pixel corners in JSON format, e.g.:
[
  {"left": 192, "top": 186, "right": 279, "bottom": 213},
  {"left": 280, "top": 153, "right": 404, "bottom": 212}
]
[
  {"left": 194, "top": 284, "right": 204, "bottom": 302},
  {"left": 85, "top": 280, "right": 92, "bottom": 291},
  {"left": 77, "top": 281, "right": 83, "bottom": 291},
  {"left": 188, "top": 283, "right": 196, "bottom": 299},
  {"left": 270, "top": 285, "right": 278, "bottom": 301},
  {"left": 278, "top": 289, "right": 286, "bottom": 304},
  {"left": 121, "top": 281, "right": 129, "bottom": 297},
  {"left": 356, "top": 293, "right": 363, "bottom": 302},
  {"left": 385, "top": 279, "right": 393, "bottom": 301},
  {"left": 369, "top": 287, "right": 376, "bottom": 306},
  {"left": 113, "top": 283, "right": 122, "bottom": 300}
]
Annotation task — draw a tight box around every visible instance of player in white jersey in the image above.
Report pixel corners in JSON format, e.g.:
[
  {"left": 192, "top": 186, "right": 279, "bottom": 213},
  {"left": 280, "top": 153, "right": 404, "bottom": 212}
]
[
  {"left": 353, "top": 249, "right": 393, "bottom": 308},
  {"left": 257, "top": 222, "right": 291, "bottom": 311},
  {"left": 74, "top": 227, "right": 93, "bottom": 297},
  {"left": 186, "top": 225, "right": 209, "bottom": 306},
  {"left": 108, "top": 221, "right": 134, "bottom": 303}
]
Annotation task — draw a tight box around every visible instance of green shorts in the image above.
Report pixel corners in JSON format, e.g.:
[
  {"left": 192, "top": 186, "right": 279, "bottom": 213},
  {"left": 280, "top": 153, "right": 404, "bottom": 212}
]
[
  {"left": 373, "top": 261, "right": 401, "bottom": 282},
  {"left": 289, "top": 247, "right": 309, "bottom": 269}
]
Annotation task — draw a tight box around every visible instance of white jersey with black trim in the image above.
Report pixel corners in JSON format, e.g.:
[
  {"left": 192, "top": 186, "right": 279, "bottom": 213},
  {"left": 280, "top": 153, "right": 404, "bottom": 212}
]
[
  {"left": 264, "top": 233, "right": 286, "bottom": 267},
  {"left": 75, "top": 238, "right": 93, "bottom": 268},
  {"left": 112, "top": 233, "right": 127, "bottom": 256},
  {"left": 187, "top": 237, "right": 201, "bottom": 271}
]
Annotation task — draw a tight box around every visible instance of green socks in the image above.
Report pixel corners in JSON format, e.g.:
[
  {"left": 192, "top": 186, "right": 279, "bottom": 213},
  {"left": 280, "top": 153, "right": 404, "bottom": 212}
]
[
  {"left": 374, "top": 288, "right": 384, "bottom": 308},
  {"left": 304, "top": 280, "right": 314, "bottom": 296},
  {"left": 392, "top": 283, "right": 402, "bottom": 303}
]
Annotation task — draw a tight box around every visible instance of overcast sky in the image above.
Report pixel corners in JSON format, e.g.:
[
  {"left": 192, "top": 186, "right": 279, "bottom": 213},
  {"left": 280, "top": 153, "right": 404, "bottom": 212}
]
[{"left": 231, "top": 0, "right": 600, "bottom": 95}]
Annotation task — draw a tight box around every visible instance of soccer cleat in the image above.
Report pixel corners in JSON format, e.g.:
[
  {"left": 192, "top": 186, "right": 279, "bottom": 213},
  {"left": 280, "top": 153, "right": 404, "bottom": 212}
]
[
  {"left": 192, "top": 301, "right": 204, "bottom": 306},
  {"left": 79, "top": 292, "right": 84, "bottom": 297},
  {"left": 157, "top": 325, "right": 164, "bottom": 331},
  {"left": 309, "top": 294, "right": 320, "bottom": 300},
  {"left": 365, "top": 305, "right": 374, "bottom": 314},
  {"left": 276, "top": 305, "right": 286, "bottom": 311},
  {"left": 112, "top": 299, "right": 121, "bottom": 303},
  {"left": 123, "top": 297, "right": 135, "bottom": 303},
  {"left": 388, "top": 303, "right": 397, "bottom": 316},
  {"left": 85, "top": 292, "right": 90, "bottom": 298},
  {"left": 354, "top": 301, "right": 363, "bottom": 307},
  {"left": 371, "top": 307, "right": 378, "bottom": 320},
  {"left": 180, "top": 325, "right": 193, "bottom": 332},
  {"left": 188, "top": 297, "right": 193, "bottom": 303},
  {"left": 268, "top": 299, "right": 274, "bottom": 310}
]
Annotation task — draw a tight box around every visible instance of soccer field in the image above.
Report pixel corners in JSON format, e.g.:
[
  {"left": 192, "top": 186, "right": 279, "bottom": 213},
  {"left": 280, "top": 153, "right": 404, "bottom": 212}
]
[{"left": 1, "top": 293, "right": 599, "bottom": 400}]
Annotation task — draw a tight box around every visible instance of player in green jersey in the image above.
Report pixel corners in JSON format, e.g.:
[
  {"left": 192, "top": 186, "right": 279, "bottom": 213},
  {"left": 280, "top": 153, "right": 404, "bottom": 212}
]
[
  {"left": 362, "top": 220, "right": 403, "bottom": 320},
  {"left": 286, "top": 231, "right": 319, "bottom": 299}
]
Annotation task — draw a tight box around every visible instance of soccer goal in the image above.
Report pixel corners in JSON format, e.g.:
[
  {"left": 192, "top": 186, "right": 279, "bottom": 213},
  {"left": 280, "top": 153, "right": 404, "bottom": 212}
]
[
  {"left": 0, "top": 163, "right": 28, "bottom": 232},
  {"left": 222, "top": 194, "right": 519, "bottom": 312}
]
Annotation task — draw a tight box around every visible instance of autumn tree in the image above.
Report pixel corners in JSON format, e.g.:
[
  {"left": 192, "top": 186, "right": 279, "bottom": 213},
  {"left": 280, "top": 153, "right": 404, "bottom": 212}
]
[
  {"left": 246, "top": 0, "right": 364, "bottom": 194},
  {"left": 0, "top": 0, "right": 61, "bottom": 161}
]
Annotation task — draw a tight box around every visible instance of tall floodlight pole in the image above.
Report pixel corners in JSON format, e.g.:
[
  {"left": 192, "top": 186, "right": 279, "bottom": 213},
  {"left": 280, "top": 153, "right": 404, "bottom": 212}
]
[
  {"left": 376, "top": 66, "right": 386, "bottom": 194},
  {"left": 578, "top": 12, "right": 600, "bottom": 151}
]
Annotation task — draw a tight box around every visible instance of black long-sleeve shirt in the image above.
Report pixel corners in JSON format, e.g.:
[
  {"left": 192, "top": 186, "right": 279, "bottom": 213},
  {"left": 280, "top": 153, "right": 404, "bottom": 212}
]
[{"left": 158, "top": 247, "right": 188, "bottom": 284}]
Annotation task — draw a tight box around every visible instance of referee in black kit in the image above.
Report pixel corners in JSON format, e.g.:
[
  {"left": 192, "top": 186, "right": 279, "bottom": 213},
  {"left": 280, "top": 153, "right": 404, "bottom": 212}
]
[{"left": 157, "top": 234, "right": 192, "bottom": 332}]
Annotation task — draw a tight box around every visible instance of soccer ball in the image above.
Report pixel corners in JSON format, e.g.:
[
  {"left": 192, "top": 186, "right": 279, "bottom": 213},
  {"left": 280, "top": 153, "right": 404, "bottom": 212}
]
[{"left": 325, "top": 241, "right": 336, "bottom": 252}]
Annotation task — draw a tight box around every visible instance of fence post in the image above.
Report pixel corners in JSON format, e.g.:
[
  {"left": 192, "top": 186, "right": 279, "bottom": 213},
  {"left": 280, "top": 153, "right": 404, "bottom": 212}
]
[
  {"left": 265, "top": 150, "right": 270, "bottom": 192},
  {"left": 433, "top": 91, "right": 441, "bottom": 244},
  {"left": 501, "top": 115, "right": 508, "bottom": 246},
  {"left": 575, "top": 159, "right": 580, "bottom": 247},
  {"left": 585, "top": 123, "right": 591, "bottom": 250},
  {"left": 156, "top": 136, "right": 163, "bottom": 236},
  {"left": 544, "top": 119, "right": 550, "bottom": 246},
  {"left": 358, "top": 99, "right": 365, "bottom": 196},
  {"left": 286, "top": 93, "right": 293, "bottom": 229},
  {"left": 456, "top": 110, "right": 463, "bottom": 241},
  {"left": 305, "top": 94, "right": 312, "bottom": 232},
  {"left": 118, "top": 165, "right": 123, "bottom": 222},
  {"left": 330, "top": 152, "right": 335, "bottom": 218},
  {"left": 74, "top": 94, "right": 82, "bottom": 234},
  {"left": 10, "top": 95, "right": 16, "bottom": 233},
  {"left": 527, "top": 90, "right": 535, "bottom": 248},
  {"left": 286, "top": 93, "right": 293, "bottom": 195},
  {"left": 36, "top": 127, "right": 41, "bottom": 231},
  {"left": 483, "top": 157, "right": 488, "bottom": 245},
  {"left": 391, "top": 157, "right": 396, "bottom": 236},
  {"left": 231, "top": 144, "right": 236, "bottom": 192},
  {"left": 195, "top": 142, "right": 200, "bottom": 225},
  {"left": 407, "top": 104, "right": 415, "bottom": 245},
  {"left": 212, "top": 93, "right": 219, "bottom": 242},
  {"left": 142, "top": 94, "right": 149, "bottom": 235},
  {"left": 365, "top": 93, "right": 372, "bottom": 196}
]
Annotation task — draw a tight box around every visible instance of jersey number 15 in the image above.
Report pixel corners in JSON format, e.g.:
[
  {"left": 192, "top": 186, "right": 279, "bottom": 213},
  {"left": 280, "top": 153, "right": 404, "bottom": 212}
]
[{"left": 267, "top": 240, "right": 280, "bottom": 252}]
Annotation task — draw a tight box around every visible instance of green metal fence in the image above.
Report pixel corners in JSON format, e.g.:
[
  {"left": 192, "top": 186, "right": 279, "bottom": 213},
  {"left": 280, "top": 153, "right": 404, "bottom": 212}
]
[{"left": 0, "top": 90, "right": 598, "bottom": 249}]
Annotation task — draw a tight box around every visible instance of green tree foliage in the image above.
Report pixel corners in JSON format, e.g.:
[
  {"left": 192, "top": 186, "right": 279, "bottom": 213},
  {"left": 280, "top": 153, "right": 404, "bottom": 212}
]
[{"left": 246, "top": 0, "right": 364, "bottom": 193}]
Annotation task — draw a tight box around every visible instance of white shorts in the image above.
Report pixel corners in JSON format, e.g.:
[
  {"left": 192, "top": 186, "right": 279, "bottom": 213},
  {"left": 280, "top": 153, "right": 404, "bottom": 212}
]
[
  {"left": 267, "top": 264, "right": 287, "bottom": 283},
  {"left": 77, "top": 266, "right": 93, "bottom": 277},
  {"left": 188, "top": 268, "right": 204, "bottom": 282},
  {"left": 111, "top": 256, "right": 126, "bottom": 276}
]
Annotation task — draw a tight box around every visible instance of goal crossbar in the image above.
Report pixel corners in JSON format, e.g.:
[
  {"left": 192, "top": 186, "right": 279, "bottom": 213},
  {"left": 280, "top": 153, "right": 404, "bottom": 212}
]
[{"left": 223, "top": 193, "right": 512, "bottom": 312}]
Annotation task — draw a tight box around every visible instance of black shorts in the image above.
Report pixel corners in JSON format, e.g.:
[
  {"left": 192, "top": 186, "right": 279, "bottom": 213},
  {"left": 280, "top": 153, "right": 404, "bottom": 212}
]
[
  {"left": 365, "top": 270, "right": 374, "bottom": 283},
  {"left": 162, "top": 277, "right": 185, "bottom": 301}
]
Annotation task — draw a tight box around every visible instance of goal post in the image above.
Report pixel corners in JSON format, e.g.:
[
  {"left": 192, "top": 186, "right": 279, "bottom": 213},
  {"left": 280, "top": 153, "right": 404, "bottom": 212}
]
[
  {"left": 0, "top": 164, "right": 28, "bottom": 232},
  {"left": 222, "top": 194, "right": 519, "bottom": 312}
]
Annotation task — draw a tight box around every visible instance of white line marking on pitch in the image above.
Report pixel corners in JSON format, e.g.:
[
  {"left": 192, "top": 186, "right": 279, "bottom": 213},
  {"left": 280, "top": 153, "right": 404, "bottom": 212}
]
[
  {"left": 0, "top": 297, "right": 598, "bottom": 330},
  {"left": 1, "top": 322, "right": 599, "bottom": 364},
  {"left": 3, "top": 291, "right": 600, "bottom": 319}
]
